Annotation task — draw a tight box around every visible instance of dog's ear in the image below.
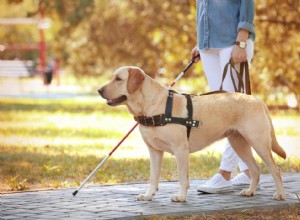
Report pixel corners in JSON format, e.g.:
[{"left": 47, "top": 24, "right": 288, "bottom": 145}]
[{"left": 127, "top": 68, "right": 145, "bottom": 94}]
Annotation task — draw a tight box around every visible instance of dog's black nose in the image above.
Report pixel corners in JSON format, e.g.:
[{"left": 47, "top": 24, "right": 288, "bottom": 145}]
[{"left": 98, "top": 88, "right": 104, "bottom": 96}]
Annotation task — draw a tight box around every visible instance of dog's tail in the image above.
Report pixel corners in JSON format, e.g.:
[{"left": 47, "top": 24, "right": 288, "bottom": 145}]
[{"left": 264, "top": 104, "right": 287, "bottom": 159}]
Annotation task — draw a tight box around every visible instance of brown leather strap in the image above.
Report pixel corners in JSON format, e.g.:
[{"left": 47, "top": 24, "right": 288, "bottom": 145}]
[
  {"left": 134, "top": 114, "right": 166, "bottom": 126},
  {"left": 165, "top": 90, "right": 199, "bottom": 138},
  {"left": 134, "top": 91, "right": 200, "bottom": 138},
  {"left": 244, "top": 61, "right": 251, "bottom": 94},
  {"left": 219, "top": 59, "right": 251, "bottom": 95},
  {"left": 201, "top": 90, "right": 227, "bottom": 96}
]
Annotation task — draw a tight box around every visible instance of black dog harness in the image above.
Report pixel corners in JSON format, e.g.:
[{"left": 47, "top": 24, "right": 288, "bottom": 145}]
[{"left": 134, "top": 90, "right": 200, "bottom": 138}]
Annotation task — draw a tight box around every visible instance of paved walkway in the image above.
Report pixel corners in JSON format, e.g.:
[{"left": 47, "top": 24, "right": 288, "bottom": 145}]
[{"left": 1, "top": 173, "right": 300, "bottom": 219}]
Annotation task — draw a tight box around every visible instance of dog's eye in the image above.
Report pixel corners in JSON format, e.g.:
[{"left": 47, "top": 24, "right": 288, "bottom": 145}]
[{"left": 115, "top": 76, "right": 122, "bottom": 81}]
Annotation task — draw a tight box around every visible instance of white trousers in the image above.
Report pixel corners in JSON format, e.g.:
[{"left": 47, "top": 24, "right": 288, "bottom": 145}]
[{"left": 199, "top": 40, "right": 254, "bottom": 172}]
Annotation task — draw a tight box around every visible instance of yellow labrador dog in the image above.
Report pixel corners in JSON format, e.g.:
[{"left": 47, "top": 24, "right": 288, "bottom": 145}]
[{"left": 98, "top": 66, "right": 286, "bottom": 202}]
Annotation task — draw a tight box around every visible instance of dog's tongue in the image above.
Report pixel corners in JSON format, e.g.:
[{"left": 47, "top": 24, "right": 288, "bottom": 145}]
[
  {"left": 107, "top": 99, "right": 114, "bottom": 105},
  {"left": 106, "top": 95, "right": 127, "bottom": 106}
]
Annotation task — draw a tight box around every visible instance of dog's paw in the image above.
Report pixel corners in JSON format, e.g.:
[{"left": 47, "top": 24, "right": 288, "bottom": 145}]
[
  {"left": 240, "top": 189, "right": 256, "bottom": 197},
  {"left": 273, "top": 192, "right": 286, "bottom": 201},
  {"left": 171, "top": 194, "right": 186, "bottom": 203},
  {"left": 136, "top": 194, "right": 153, "bottom": 201}
]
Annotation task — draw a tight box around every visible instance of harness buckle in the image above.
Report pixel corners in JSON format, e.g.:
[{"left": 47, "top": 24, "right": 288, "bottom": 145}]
[
  {"left": 149, "top": 116, "right": 155, "bottom": 127},
  {"left": 135, "top": 115, "right": 168, "bottom": 127},
  {"left": 145, "top": 116, "right": 155, "bottom": 127},
  {"left": 148, "top": 115, "right": 166, "bottom": 126},
  {"left": 158, "top": 114, "right": 166, "bottom": 126},
  {"left": 142, "top": 116, "right": 155, "bottom": 127}
]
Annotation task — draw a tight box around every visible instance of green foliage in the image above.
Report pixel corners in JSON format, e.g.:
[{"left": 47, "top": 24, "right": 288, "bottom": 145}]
[
  {"left": 5, "top": 176, "right": 29, "bottom": 191},
  {"left": 66, "top": 0, "right": 197, "bottom": 78},
  {"left": 253, "top": 0, "right": 300, "bottom": 109},
  {"left": 1, "top": 0, "right": 298, "bottom": 108}
]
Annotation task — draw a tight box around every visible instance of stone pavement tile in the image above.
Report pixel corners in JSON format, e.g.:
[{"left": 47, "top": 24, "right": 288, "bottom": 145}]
[
  {"left": 2, "top": 173, "right": 300, "bottom": 220},
  {"left": 0, "top": 216, "right": 18, "bottom": 220}
]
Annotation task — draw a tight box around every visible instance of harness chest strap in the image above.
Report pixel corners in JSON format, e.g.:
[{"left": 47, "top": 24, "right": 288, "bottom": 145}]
[{"left": 134, "top": 90, "right": 200, "bottom": 138}]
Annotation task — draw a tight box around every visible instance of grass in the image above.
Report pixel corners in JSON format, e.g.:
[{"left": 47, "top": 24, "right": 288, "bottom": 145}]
[
  {"left": 0, "top": 96, "right": 300, "bottom": 192},
  {"left": 146, "top": 204, "right": 300, "bottom": 219}
]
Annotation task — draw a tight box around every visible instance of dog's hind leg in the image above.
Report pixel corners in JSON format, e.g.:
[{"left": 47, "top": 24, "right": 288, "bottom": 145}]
[
  {"left": 227, "top": 133, "right": 260, "bottom": 197},
  {"left": 239, "top": 110, "right": 285, "bottom": 200},
  {"left": 137, "top": 146, "right": 163, "bottom": 201},
  {"left": 251, "top": 145, "right": 286, "bottom": 200}
]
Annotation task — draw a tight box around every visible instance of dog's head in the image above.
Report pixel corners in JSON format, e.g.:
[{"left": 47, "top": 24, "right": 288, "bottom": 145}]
[{"left": 98, "top": 66, "right": 145, "bottom": 106}]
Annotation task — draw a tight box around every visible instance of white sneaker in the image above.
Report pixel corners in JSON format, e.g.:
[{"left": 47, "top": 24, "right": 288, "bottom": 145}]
[
  {"left": 231, "top": 172, "right": 250, "bottom": 186},
  {"left": 197, "top": 173, "right": 233, "bottom": 193},
  {"left": 231, "top": 172, "right": 260, "bottom": 189}
]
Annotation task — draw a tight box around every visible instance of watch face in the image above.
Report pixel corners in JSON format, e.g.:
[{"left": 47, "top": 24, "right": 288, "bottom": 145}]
[{"left": 240, "top": 42, "right": 247, "bottom": 48}]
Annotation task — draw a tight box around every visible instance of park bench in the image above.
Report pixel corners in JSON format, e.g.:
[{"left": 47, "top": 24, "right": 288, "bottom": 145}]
[
  {"left": 0, "top": 60, "right": 36, "bottom": 94},
  {"left": 0, "top": 60, "right": 35, "bottom": 78}
]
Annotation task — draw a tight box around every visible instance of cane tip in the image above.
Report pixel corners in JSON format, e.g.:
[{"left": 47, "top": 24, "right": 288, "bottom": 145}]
[{"left": 72, "top": 190, "right": 78, "bottom": 196}]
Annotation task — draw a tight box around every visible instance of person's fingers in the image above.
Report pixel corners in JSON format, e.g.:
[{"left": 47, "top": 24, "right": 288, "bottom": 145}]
[
  {"left": 191, "top": 50, "right": 201, "bottom": 63},
  {"left": 231, "top": 46, "right": 247, "bottom": 64},
  {"left": 231, "top": 54, "right": 247, "bottom": 64}
]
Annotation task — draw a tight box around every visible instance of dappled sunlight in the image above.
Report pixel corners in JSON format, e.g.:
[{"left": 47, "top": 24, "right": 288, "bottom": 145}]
[
  {"left": 0, "top": 0, "right": 299, "bottom": 200},
  {"left": 0, "top": 97, "right": 299, "bottom": 192},
  {"left": 272, "top": 117, "right": 300, "bottom": 136}
]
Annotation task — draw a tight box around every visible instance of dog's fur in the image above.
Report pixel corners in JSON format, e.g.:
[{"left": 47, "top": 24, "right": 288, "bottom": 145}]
[{"left": 99, "top": 66, "right": 286, "bottom": 202}]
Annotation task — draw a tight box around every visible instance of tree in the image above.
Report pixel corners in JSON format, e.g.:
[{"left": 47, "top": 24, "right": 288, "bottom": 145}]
[
  {"left": 1, "top": 0, "right": 299, "bottom": 109},
  {"left": 253, "top": 0, "right": 300, "bottom": 110},
  {"left": 0, "top": 0, "right": 94, "bottom": 62},
  {"left": 66, "top": 0, "right": 197, "bottom": 79}
]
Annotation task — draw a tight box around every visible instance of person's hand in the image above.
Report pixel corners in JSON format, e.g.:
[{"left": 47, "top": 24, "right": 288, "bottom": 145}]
[
  {"left": 191, "top": 46, "right": 201, "bottom": 63},
  {"left": 231, "top": 45, "right": 247, "bottom": 64}
]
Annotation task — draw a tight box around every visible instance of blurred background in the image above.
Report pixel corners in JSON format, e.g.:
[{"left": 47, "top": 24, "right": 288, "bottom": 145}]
[
  {"left": 0, "top": 0, "right": 299, "bottom": 192},
  {"left": 0, "top": 0, "right": 299, "bottom": 106}
]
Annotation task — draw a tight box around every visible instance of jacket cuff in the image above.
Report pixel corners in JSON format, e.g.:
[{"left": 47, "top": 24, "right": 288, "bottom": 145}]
[{"left": 237, "top": 21, "right": 255, "bottom": 36}]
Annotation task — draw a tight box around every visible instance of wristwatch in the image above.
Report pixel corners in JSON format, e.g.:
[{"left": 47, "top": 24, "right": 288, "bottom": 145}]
[{"left": 235, "top": 41, "right": 247, "bottom": 49}]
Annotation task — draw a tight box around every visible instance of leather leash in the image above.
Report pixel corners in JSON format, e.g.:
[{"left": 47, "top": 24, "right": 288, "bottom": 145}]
[{"left": 220, "top": 59, "right": 251, "bottom": 95}]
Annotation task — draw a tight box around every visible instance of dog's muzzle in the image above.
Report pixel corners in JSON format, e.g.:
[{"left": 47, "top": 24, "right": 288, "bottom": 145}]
[{"left": 98, "top": 87, "right": 127, "bottom": 106}]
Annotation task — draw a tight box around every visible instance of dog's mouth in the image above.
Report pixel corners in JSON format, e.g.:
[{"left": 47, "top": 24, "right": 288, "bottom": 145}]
[{"left": 106, "top": 95, "right": 127, "bottom": 106}]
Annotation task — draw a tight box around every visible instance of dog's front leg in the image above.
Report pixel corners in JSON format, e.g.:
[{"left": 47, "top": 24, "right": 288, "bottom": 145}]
[
  {"left": 172, "top": 148, "right": 190, "bottom": 202},
  {"left": 137, "top": 146, "right": 163, "bottom": 201}
]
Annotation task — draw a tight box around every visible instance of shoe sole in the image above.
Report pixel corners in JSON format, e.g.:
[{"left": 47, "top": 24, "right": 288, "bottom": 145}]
[{"left": 197, "top": 186, "right": 234, "bottom": 194}]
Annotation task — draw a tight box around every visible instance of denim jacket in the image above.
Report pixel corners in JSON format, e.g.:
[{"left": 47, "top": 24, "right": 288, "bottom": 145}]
[{"left": 196, "top": 0, "right": 255, "bottom": 50}]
